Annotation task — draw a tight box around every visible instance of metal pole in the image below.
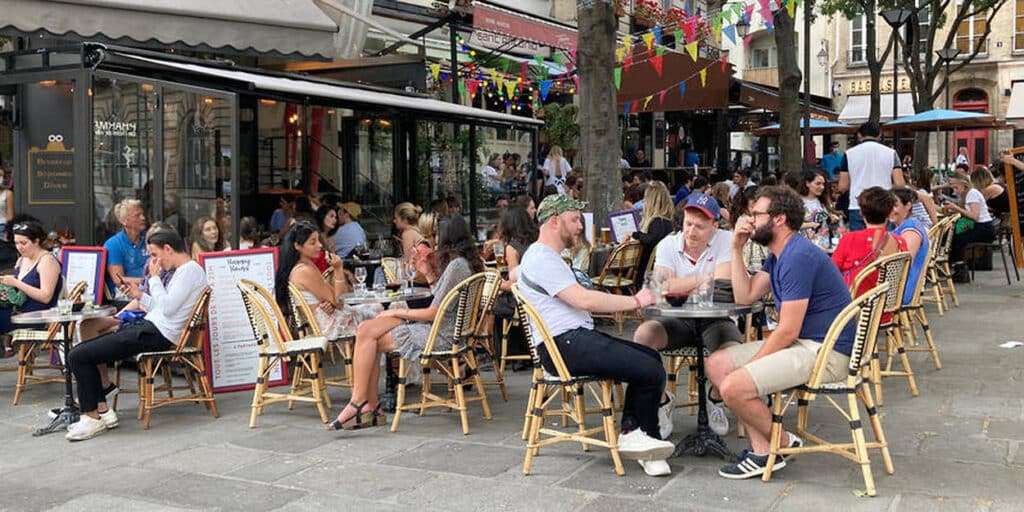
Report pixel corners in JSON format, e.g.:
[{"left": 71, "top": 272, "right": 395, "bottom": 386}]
[
  {"left": 802, "top": 0, "right": 812, "bottom": 164},
  {"left": 892, "top": 42, "right": 899, "bottom": 154},
  {"left": 945, "top": 59, "right": 951, "bottom": 168},
  {"left": 450, "top": 20, "right": 459, "bottom": 105}
]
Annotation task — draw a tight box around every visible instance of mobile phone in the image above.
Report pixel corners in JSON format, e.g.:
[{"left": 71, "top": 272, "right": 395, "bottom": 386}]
[{"left": 117, "top": 275, "right": 126, "bottom": 286}]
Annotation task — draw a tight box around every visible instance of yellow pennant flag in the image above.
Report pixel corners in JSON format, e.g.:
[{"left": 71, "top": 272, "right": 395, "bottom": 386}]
[
  {"left": 787, "top": 0, "right": 796, "bottom": 18},
  {"left": 700, "top": 69, "right": 707, "bottom": 87},
  {"left": 496, "top": 76, "right": 505, "bottom": 92},
  {"left": 490, "top": 69, "right": 499, "bottom": 83},
  {"left": 505, "top": 80, "right": 516, "bottom": 98},
  {"left": 429, "top": 63, "right": 441, "bottom": 81},
  {"left": 621, "top": 34, "right": 632, "bottom": 53},
  {"left": 642, "top": 32, "right": 655, "bottom": 51},
  {"left": 643, "top": 94, "right": 654, "bottom": 110},
  {"left": 685, "top": 42, "right": 698, "bottom": 62},
  {"left": 616, "top": 47, "right": 626, "bottom": 62}
]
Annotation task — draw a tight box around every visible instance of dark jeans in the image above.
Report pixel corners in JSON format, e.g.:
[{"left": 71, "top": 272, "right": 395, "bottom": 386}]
[
  {"left": 68, "top": 320, "right": 172, "bottom": 412},
  {"left": 951, "top": 221, "right": 996, "bottom": 263},
  {"left": 538, "top": 328, "right": 666, "bottom": 439},
  {"left": 847, "top": 209, "right": 865, "bottom": 231}
]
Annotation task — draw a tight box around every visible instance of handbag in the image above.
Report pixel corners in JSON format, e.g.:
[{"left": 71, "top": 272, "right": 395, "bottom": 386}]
[
  {"left": 0, "top": 283, "right": 27, "bottom": 308},
  {"left": 492, "top": 291, "right": 517, "bottom": 319},
  {"left": 841, "top": 231, "right": 889, "bottom": 287},
  {"left": 954, "top": 217, "right": 975, "bottom": 235}
]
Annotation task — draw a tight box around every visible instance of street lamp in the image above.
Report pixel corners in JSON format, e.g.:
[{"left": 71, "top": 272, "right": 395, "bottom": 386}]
[
  {"left": 936, "top": 47, "right": 961, "bottom": 168},
  {"left": 881, "top": 9, "right": 912, "bottom": 154},
  {"left": 817, "top": 47, "right": 828, "bottom": 67},
  {"left": 736, "top": 15, "right": 750, "bottom": 39}
]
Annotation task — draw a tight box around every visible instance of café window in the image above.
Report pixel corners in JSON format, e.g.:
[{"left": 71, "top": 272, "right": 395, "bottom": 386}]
[{"left": 91, "top": 77, "right": 155, "bottom": 241}]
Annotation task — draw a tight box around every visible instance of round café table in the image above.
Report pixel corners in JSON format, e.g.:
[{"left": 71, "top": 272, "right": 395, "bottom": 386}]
[
  {"left": 340, "top": 288, "right": 433, "bottom": 412},
  {"left": 12, "top": 305, "right": 116, "bottom": 436},
  {"left": 643, "top": 301, "right": 762, "bottom": 460}
]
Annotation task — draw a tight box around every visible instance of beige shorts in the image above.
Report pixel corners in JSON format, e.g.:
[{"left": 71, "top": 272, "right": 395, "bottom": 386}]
[{"left": 725, "top": 339, "right": 851, "bottom": 397}]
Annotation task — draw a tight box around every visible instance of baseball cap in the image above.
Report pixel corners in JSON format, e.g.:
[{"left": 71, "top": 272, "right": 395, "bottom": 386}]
[
  {"left": 537, "top": 194, "right": 588, "bottom": 223},
  {"left": 683, "top": 192, "right": 720, "bottom": 221},
  {"left": 338, "top": 201, "right": 362, "bottom": 220}
]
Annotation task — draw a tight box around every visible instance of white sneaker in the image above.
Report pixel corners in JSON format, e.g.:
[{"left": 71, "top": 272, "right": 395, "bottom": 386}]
[
  {"left": 65, "top": 415, "right": 107, "bottom": 441},
  {"left": 637, "top": 459, "right": 672, "bottom": 477},
  {"left": 708, "top": 400, "right": 729, "bottom": 436},
  {"left": 658, "top": 391, "right": 675, "bottom": 440},
  {"left": 99, "top": 409, "right": 119, "bottom": 429},
  {"left": 617, "top": 429, "right": 676, "bottom": 461}
]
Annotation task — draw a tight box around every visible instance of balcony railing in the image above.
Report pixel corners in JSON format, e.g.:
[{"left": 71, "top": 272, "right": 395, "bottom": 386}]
[{"left": 743, "top": 67, "right": 778, "bottom": 87}]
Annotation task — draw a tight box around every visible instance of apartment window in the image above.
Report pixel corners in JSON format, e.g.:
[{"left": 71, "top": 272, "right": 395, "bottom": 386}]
[
  {"left": 956, "top": 3, "right": 989, "bottom": 55},
  {"left": 1015, "top": 0, "right": 1024, "bottom": 51},
  {"left": 850, "top": 15, "right": 866, "bottom": 64},
  {"left": 916, "top": 0, "right": 930, "bottom": 50},
  {"left": 750, "top": 47, "right": 777, "bottom": 68}
]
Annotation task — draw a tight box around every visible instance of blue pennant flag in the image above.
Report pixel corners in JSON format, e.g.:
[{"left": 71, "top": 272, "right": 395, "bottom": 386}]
[
  {"left": 652, "top": 26, "right": 663, "bottom": 46},
  {"left": 623, "top": 101, "right": 631, "bottom": 114},
  {"left": 678, "top": 81, "right": 686, "bottom": 98},
  {"left": 722, "top": 24, "right": 736, "bottom": 45},
  {"left": 539, "top": 80, "right": 553, "bottom": 101}
]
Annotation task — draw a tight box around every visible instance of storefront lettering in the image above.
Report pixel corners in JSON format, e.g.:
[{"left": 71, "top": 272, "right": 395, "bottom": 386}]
[
  {"left": 27, "top": 137, "right": 75, "bottom": 205},
  {"left": 846, "top": 77, "right": 911, "bottom": 95},
  {"left": 94, "top": 119, "right": 137, "bottom": 137}
]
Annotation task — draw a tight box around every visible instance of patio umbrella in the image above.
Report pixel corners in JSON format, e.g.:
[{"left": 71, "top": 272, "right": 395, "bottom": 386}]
[
  {"left": 883, "top": 109, "right": 1013, "bottom": 131},
  {"left": 750, "top": 119, "right": 857, "bottom": 136}
]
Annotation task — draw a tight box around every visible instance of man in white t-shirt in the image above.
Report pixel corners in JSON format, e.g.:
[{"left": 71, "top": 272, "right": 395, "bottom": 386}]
[
  {"left": 516, "top": 195, "right": 675, "bottom": 477},
  {"left": 633, "top": 193, "right": 740, "bottom": 438},
  {"left": 837, "top": 122, "right": 905, "bottom": 230},
  {"left": 481, "top": 153, "right": 505, "bottom": 194}
]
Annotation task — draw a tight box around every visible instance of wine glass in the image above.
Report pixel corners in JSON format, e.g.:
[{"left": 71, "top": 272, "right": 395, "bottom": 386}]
[
  {"left": 405, "top": 261, "right": 417, "bottom": 293},
  {"left": 354, "top": 266, "right": 367, "bottom": 294}
]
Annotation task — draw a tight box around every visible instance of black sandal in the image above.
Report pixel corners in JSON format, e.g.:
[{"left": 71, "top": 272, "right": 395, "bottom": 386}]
[{"left": 326, "top": 400, "right": 373, "bottom": 431}]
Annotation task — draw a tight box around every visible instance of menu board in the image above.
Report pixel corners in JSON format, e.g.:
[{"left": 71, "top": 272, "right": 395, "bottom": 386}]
[
  {"left": 199, "top": 248, "right": 287, "bottom": 393},
  {"left": 1005, "top": 152, "right": 1024, "bottom": 268},
  {"left": 607, "top": 209, "right": 640, "bottom": 244},
  {"left": 60, "top": 246, "right": 107, "bottom": 305}
]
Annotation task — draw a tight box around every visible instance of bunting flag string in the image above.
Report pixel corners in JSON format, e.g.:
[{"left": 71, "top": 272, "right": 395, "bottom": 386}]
[
  {"left": 643, "top": 95, "right": 654, "bottom": 110},
  {"left": 700, "top": 69, "right": 707, "bottom": 87},
  {"left": 684, "top": 42, "right": 699, "bottom": 62},
  {"left": 642, "top": 32, "right": 655, "bottom": 50}
]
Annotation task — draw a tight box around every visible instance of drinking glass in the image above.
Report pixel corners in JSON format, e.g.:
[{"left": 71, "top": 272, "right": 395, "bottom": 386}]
[
  {"left": 395, "top": 263, "right": 407, "bottom": 291},
  {"left": 645, "top": 271, "right": 666, "bottom": 306},
  {"left": 57, "top": 298, "right": 73, "bottom": 316},
  {"left": 405, "top": 261, "right": 417, "bottom": 293},
  {"left": 354, "top": 267, "right": 367, "bottom": 294},
  {"left": 493, "top": 242, "right": 506, "bottom": 268}
]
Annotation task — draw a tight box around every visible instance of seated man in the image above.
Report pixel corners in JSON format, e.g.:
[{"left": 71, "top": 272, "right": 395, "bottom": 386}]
[
  {"left": 104, "top": 198, "right": 149, "bottom": 293},
  {"left": 333, "top": 201, "right": 367, "bottom": 259},
  {"left": 516, "top": 195, "right": 674, "bottom": 477},
  {"left": 633, "top": 193, "right": 739, "bottom": 438},
  {"left": 66, "top": 230, "right": 207, "bottom": 441},
  {"left": 708, "top": 186, "right": 854, "bottom": 479}
]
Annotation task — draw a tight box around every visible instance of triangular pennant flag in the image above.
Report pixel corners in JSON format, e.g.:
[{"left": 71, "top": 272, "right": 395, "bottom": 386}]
[
  {"left": 458, "top": 79, "right": 466, "bottom": 97},
  {"left": 721, "top": 53, "right": 729, "bottom": 72},
  {"left": 614, "top": 67, "right": 622, "bottom": 90},
  {"left": 787, "top": 0, "right": 796, "bottom": 18},
  {"left": 569, "top": 49, "right": 577, "bottom": 61},
  {"left": 490, "top": 69, "right": 499, "bottom": 84},
  {"left": 653, "top": 26, "right": 662, "bottom": 46},
  {"left": 505, "top": 80, "right": 516, "bottom": 98},
  {"left": 429, "top": 63, "right": 441, "bottom": 81},
  {"left": 723, "top": 24, "right": 736, "bottom": 45},
  {"left": 623, "top": 55, "right": 633, "bottom": 70},
  {"left": 467, "top": 80, "right": 479, "bottom": 99},
  {"left": 502, "top": 59, "right": 511, "bottom": 73},
  {"left": 659, "top": 88, "right": 668, "bottom": 104},
  {"left": 520, "top": 61, "right": 529, "bottom": 78},
  {"left": 656, "top": 46, "right": 665, "bottom": 57},
  {"left": 534, "top": 55, "right": 545, "bottom": 67},
  {"left": 679, "top": 81, "right": 686, "bottom": 98},
  {"left": 632, "top": 101, "right": 639, "bottom": 113},
  {"left": 642, "top": 32, "right": 655, "bottom": 51},
  {"left": 765, "top": 21, "right": 774, "bottom": 34},
  {"left": 623, "top": 102, "right": 631, "bottom": 114},
  {"left": 700, "top": 69, "right": 707, "bottom": 87},
  {"left": 650, "top": 55, "right": 664, "bottom": 76},
  {"left": 713, "top": 19, "right": 722, "bottom": 45},
  {"left": 643, "top": 95, "right": 654, "bottom": 110},
  {"left": 553, "top": 52, "right": 563, "bottom": 65},
  {"left": 683, "top": 18, "right": 696, "bottom": 42},
  {"left": 743, "top": 34, "right": 754, "bottom": 48},
  {"left": 673, "top": 29, "right": 683, "bottom": 45},
  {"left": 616, "top": 47, "right": 626, "bottom": 62},
  {"left": 745, "top": 4, "right": 755, "bottom": 21},
  {"left": 496, "top": 77, "right": 505, "bottom": 93},
  {"left": 685, "top": 42, "right": 699, "bottom": 61},
  {"left": 621, "top": 34, "right": 632, "bottom": 52},
  {"left": 538, "top": 80, "right": 553, "bottom": 101}
]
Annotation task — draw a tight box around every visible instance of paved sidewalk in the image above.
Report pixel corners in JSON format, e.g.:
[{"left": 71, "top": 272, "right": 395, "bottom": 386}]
[{"left": 1, "top": 265, "right": 1022, "bottom": 511}]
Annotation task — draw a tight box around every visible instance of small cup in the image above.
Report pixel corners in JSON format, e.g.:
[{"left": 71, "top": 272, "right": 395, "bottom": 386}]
[{"left": 57, "top": 298, "right": 73, "bottom": 316}]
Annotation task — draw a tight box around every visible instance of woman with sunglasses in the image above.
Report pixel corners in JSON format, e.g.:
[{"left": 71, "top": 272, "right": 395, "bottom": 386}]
[{"left": 0, "top": 222, "right": 64, "bottom": 353}]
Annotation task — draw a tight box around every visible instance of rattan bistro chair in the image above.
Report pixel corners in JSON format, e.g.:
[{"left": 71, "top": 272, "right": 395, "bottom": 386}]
[
  {"left": 848, "top": 252, "right": 915, "bottom": 406},
  {"left": 10, "top": 281, "right": 87, "bottom": 405},
  {"left": 591, "top": 240, "right": 643, "bottom": 333},
  {"left": 237, "top": 279, "right": 330, "bottom": 427},
  {"left": 763, "top": 283, "right": 893, "bottom": 497},
  {"left": 286, "top": 283, "right": 354, "bottom": 394},
  {"left": 464, "top": 270, "right": 509, "bottom": 401},
  {"left": 132, "top": 287, "right": 218, "bottom": 429},
  {"left": 512, "top": 285, "right": 626, "bottom": 476},
  {"left": 895, "top": 246, "right": 943, "bottom": 372},
  {"left": 922, "top": 215, "right": 960, "bottom": 314},
  {"left": 391, "top": 272, "right": 492, "bottom": 435},
  {"left": 380, "top": 257, "right": 400, "bottom": 283}
]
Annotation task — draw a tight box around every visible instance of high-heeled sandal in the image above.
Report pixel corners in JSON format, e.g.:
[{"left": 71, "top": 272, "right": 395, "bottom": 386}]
[{"left": 326, "top": 400, "right": 373, "bottom": 431}]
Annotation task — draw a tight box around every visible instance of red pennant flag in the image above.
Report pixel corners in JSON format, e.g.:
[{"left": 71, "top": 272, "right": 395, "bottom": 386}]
[
  {"left": 520, "top": 61, "right": 529, "bottom": 80},
  {"left": 623, "top": 55, "right": 633, "bottom": 71},
  {"left": 721, "top": 53, "right": 728, "bottom": 72},
  {"left": 467, "top": 80, "right": 479, "bottom": 99},
  {"left": 659, "top": 89, "right": 668, "bottom": 104},
  {"left": 631, "top": 101, "right": 640, "bottom": 113},
  {"left": 651, "top": 55, "right": 664, "bottom": 76}
]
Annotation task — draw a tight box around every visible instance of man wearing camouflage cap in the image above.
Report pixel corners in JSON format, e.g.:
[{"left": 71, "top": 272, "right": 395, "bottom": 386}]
[{"left": 515, "top": 194, "right": 675, "bottom": 477}]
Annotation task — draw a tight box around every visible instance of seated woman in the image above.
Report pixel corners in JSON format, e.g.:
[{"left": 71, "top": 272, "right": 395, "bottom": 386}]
[
  {"left": 942, "top": 171, "right": 996, "bottom": 263},
  {"left": 797, "top": 168, "right": 838, "bottom": 234},
  {"left": 0, "top": 221, "right": 64, "bottom": 354},
  {"left": 629, "top": 181, "right": 674, "bottom": 283},
  {"left": 275, "top": 222, "right": 377, "bottom": 340},
  {"left": 970, "top": 167, "right": 1010, "bottom": 220},
  {"left": 832, "top": 187, "right": 907, "bottom": 300},
  {"left": 328, "top": 216, "right": 482, "bottom": 430},
  {"left": 310, "top": 204, "right": 339, "bottom": 273},
  {"left": 890, "top": 187, "right": 931, "bottom": 305},
  {"left": 190, "top": 216, "right": 228, "bottom": 259}
]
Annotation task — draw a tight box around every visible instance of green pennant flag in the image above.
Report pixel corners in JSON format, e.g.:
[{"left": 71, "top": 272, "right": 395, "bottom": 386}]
[
  {"left": 614, "top": 67, "right": 622, "bottom": 90},
  {"left": 674, "top": 29, "right": 683, "bottom": 44},
  {"left": 534, "top": 55, "right": 545, "bottom": 67},
  {"left": 656, "top": 46, "right": 665, "bottom": 56},
  {"left": 553, "top": 52, "right": 563, "bottom": 65},
  {"left": 502, "top": 59, "right": 511, "bottom": 73},
  {"left": 458, "top": 79, "right": 466, "bottom": 97}
]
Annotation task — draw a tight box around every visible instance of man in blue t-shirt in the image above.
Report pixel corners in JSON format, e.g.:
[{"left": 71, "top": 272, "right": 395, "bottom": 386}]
[
  {"left": 820, "top": 141, "right": 843, "bottom": 180},
  {"left": 103, "top": 199, "right": 149, "bottom": 293},
  {"left": 708, "top": 186, "right": 854, "bottom": 480}
]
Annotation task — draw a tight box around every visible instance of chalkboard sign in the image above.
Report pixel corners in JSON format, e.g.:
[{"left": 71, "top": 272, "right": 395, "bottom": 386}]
[
  {"left": 60, "top": 246, "right": 107, "bottom": 305},
  {"left": 199, "top": 248, "right": 287, "bottom": 393},
  {"left": 27, "top": 136, "right": 75, "bottom": 205}
]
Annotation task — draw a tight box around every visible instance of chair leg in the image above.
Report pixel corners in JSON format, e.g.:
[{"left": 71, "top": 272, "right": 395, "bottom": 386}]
[
  {"left": 288, "top": 361, "right": 306, "bottom": 410},
  {"left": 858, "top": 382, "right": 893, "bottom": 475},
  {"left": 891, "top": 327, "right": 919, "bottom": 397},
  {"left": 195, "top": 359, "right": 219, "bottom": 418},
  {"left": 111, "top": 360, "right": 121, "bottom": 410},
  {"left": 12, "top": 343, "right": 33, "bottom": 406},
  {"left": 573, "top": 385, "right": 589, "bottom": 452},
  {"left": 249, "top": 358, "right": 270, "bottom": 428},
  {"left": 601, "top": 381, "right": 625, "bottom": 476},
  {"left": 136, "top": 367, "right": 145, "bottom": 420},
  {"left": 523, "top": 382, "right": 547, "bottom": 475},
  {"left": 309, "top": 353, "right": 329, "bottom": 424},
  {"left": 468, "top": 351, "right": 492, "bottom": 420},
  {"left": 522, "top": 370, "right": 540, "bottom": 440},
  {"left": 141, "top": 360, "right": 155, "bottom": 430},
  {"left": 762, "top": 391, "right": 785, "bottom": 482},
  {"left": 848, "top": 391, "right": 877, "bottom": 496},
  {"left": 915, "top": 308, "right": 941, "bottom": 370},
  {"left": 943, "top": 262, "right": 960, "bottom": 307},
  {"left": 452, "top": 356, "right": 471, "bottom": 435},
  {"left": 390, "top": 358, "right": 408, "bottom": 432},
  {"left": 418, "top": 359, "right": 432, "bottom": 416},
  {"left": 999, "top": 245, "right": 1012, "bottom": 285},
  {"left": 872, "top": 349, "right": 884, "bottom": 407}
]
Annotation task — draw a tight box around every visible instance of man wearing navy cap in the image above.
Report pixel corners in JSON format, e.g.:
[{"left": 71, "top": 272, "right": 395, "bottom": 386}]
[{"left": 633, "top": 193, "right": 739, "bottom": 439}]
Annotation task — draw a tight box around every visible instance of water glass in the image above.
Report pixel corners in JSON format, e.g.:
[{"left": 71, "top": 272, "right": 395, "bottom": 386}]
[
  {"left": 354, "top": 267, "right": 368, "bottom": 294},
  {"left": 645, "top": 272, "right": 666, "bottom": 306},
  {"left": 57, "top": 298, "right": 73, "bottom": 316},
  {"left": 405, "top": 262, "right": 417, "bottom": 293}
]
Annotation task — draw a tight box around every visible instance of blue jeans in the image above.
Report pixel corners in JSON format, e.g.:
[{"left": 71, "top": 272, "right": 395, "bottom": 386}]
[
  {"left": 539, "top": 328, "right": 666, "bottom": 439},
  {"left": 847, "top": 209, "right": 865, "bottom": 231}
]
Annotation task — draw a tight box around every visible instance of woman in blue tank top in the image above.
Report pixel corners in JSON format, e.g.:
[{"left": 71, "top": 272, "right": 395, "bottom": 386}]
[{"left": 0, "top": 221, "right": 64, "bottom": 338}]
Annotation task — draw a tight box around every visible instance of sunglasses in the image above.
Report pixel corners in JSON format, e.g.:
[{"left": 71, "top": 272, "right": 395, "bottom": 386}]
[{"left": 11, "top": 223, "right": 29, "bottom": 233}]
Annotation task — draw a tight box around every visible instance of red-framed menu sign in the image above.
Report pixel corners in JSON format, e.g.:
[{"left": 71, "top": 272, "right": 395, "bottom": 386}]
[
  {"left": 199, "top": 248, "right": 287, "bottom": 393},
  {"left": 60, "top": 246, "right": 107, "bottom": 305}
]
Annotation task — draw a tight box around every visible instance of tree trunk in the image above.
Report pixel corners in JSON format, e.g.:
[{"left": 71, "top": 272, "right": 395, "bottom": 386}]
[
  {"left": 576, "top": 1, "right": 619, "bottom": 225},
  {"left": 774, "top": 9, "right": 802, "bottom": 176}
]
